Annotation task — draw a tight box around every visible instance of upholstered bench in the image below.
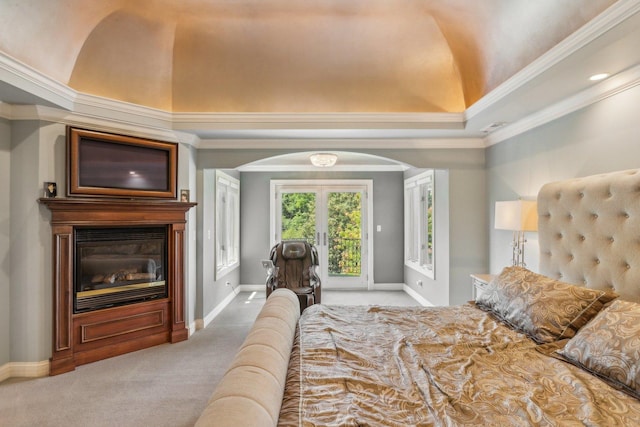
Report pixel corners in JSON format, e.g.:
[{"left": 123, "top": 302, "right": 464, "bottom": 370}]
[{"left": 195, "top": 288, "right": 300, "bottom": 427}]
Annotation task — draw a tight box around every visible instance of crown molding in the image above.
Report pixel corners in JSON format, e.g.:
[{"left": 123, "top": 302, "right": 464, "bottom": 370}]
[
  {"left": 237, "top": 164, "right": 409, "bottom": 172},
  {"left": 0, "top": 51, "right": 75, "bottom": 110},
  {"left": 484, "top": 63, "right": 640, "bottom": 146},
  {"left": 195, "top": 138, "right": 485, "bottom": 150},
  {"left": 73, "top": 93, "right": 173, "bottom": 130},
  {"left": 0, "top": 101, "right": 12, "bottom": 120},
  {"left": 8, "top": 104, "right": 182, "bottom": 143},
  {"left": 172, "top": 111, "right": 465, "bottom": 131},
  {"left": 466, "top": 0, "right": 640, "bottom": 121}
]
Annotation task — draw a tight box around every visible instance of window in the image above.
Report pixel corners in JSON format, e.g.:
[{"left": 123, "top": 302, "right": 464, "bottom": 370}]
[
  {"left": 404, "top": 170, "right": 435, "bottom": 278},
  {"left": 215, "top": 170, "right": 240, "bottom": 279}
]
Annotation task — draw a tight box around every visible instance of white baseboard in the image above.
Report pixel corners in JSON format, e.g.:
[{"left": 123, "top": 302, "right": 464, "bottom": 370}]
[
  {"left": 0, "top": 360, "right": 50, "bottom": 382},
  {"left": 193, "top": 285, "right": 265, "bottom": 332},
  {"left": 237, "top": 284, "right": 264, "bottom": 292},
  {"left": 0, "top": 362, "right": 9, "bottom": 382},
  {"left": 370, "top": 282, "right": 404, "bottom": 291},
  {"left": 189, "top": 320, "right": 199, "bottom": 336},
  {"left": 403, "top": 284, "right": 434, "bottom": 307},
  {"left": 198, "top": 287, "right": 240, "bottom": 330}
]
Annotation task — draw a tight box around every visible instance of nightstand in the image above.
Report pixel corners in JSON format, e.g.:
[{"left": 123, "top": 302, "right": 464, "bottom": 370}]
[{"left": 470, "top": 273, "right": 495, "bottom": 301}]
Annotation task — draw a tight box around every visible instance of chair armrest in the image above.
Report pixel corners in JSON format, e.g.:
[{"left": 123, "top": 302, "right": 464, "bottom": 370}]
[{"left": 308, "top": 266, "right": 321, "bottom": 304}]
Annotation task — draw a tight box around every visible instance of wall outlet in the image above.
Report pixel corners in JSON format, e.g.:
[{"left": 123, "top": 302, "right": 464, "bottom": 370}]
[{"left": 416, "top": 280, "right": 423, "bottom": 287}]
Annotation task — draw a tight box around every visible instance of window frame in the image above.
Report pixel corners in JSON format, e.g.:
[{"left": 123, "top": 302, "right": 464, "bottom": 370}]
[
  {"left": 404, "top": 170, "right": 435, "bottom": 279},
  {"left": 215, "top": 170, "right": 240, "bottom": 279}
]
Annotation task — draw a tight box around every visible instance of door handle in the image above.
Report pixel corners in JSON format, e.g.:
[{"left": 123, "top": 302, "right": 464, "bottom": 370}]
[
  {"left": 323, "top": 232, "right": 327, "bottom": 246},
  {"left": 317, "top": 232, "right": 320, "bottom": 245}
]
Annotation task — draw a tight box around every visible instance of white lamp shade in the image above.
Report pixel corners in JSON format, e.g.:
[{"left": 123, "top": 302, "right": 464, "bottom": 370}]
[{"left": 495, "top": 200, "right": 538, "bottom": 231}]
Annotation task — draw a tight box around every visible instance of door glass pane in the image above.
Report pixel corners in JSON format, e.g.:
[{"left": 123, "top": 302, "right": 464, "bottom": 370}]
[
  {"left": 281, "top": 192, "right": 316, "bottom": 244},
  {"left": 327, "top": 192, "right": 361, "bottom": 276}
]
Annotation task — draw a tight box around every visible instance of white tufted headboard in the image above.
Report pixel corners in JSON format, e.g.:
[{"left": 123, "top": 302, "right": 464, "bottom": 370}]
[{"left": 538, "top": 169, "right": 640, "bottom": 303}]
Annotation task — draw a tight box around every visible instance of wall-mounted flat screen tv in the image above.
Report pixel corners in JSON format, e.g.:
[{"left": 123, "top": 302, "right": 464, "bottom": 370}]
[{"left": 67, "top": 127, "right": 177, "bottom": 199}]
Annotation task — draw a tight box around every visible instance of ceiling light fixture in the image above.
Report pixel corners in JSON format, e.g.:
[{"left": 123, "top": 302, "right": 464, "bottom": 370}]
[
  {"left": 589, "top": 73, "right": 609, "bottom": 81},
  {"left": 310, "top": 153, "right": 338, "bottom": 168}
]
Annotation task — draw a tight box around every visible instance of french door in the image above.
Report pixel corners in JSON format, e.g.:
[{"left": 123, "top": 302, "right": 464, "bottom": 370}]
[{"left": 270, "top": 180, "right": 372, "bottom": 289}]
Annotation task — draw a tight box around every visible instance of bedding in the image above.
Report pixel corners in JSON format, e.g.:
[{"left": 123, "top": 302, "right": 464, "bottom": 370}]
[
  {"left": 475, "top": 266, "right": 618, "bottom": 343},
  {"left": 556, "top": 299, "right": 640, "bottom": 398},
  {"left": 278, "top": 301, "right": 640, "bottom": 426},
  {"left": 198, "top": 169, "right": 640, "bottom": 427}
]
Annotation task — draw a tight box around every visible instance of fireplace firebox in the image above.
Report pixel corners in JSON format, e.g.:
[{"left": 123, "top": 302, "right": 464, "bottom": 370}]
[{"left": 75, "top": 227, "right": 168, "bottom": 313}]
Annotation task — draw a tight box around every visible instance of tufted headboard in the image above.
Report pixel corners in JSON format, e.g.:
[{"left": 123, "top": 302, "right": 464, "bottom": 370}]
[{"left": 537, "top": 169, "right": 640, "bottom": 302}]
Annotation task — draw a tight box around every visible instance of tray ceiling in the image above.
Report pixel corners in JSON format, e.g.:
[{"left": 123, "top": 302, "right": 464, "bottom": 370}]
[{"left": 0, "top": 0, "right": 616, "bottom": 113}]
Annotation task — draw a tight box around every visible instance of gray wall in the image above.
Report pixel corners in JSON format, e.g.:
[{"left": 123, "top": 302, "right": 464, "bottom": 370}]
[
  {"left": 0, "top": 118, "right": 10, "bottom": 366},
  {"left": 179, "top": 143, "right": 198, "bottom": 330},
  {"left": 239, "top": 171, "right": 405, "bottom": 286},
  {"left": 195, "top": 168, "right": 241, "bottom": 322},
  {"left": 404, "top": 169, "right": 450, "bottom": 306},
  {"left": 394, "top": 150, "right": 486, "bottom": 306},
  {"left": 198, "top": 148, "right": 486, "bottom": 307},
  {"left": 486, "top": 84, "right": 640, "bottom": 274},
  {"left": 9, "top": 121, "right": 65, "bottom": 362}
]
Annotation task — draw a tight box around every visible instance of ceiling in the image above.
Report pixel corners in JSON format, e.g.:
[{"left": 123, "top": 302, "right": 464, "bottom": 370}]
[{"left": 0, "top": 0, "right": 639, "bottom": 152}]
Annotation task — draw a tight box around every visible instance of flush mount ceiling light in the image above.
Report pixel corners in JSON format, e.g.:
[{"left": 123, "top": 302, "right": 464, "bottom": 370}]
[
  {"left": 589, "top": 73, "right": 610, "bottom": 81},
  {"left": 310, "top": 153, "right": 338, "bottom": 168}
]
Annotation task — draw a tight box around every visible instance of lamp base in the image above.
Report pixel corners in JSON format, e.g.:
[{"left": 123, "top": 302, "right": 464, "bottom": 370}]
[{"left": 511, "top": 231, "right": 527, "bottom": 267}]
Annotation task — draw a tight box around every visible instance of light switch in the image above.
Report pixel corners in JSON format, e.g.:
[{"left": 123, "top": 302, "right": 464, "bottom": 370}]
[{"left": 376, "top": 225, "right": 382, "bottom": 232}]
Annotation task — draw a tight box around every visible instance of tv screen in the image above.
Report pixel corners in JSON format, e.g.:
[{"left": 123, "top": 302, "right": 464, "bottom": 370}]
[
  {"left": 79, "top": 138, "right": 170, "bottom": 191},
  {"left": 67, "top": 127, "right": 177, "bottom": 199}
]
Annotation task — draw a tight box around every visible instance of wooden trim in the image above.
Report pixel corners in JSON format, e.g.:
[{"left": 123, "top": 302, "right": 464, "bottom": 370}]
[
  {"left": 40, "top": 198, "right": 195, "bottom": 375},
  {"left": 66, "top": 127, "right": 178, "bottom": 199}
]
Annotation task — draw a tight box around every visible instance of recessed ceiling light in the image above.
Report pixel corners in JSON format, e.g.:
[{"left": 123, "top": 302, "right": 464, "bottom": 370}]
[{"left": 589, "top": 73, "right": 609, "bottom": 81}]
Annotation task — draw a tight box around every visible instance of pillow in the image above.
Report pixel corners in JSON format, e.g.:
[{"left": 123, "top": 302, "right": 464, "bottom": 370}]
[
  {"left": 475, "top": 266, "right": 617, "bottom": 343},
  {"left": 556, "top": 299, "right": 640, "bottom": 397}
]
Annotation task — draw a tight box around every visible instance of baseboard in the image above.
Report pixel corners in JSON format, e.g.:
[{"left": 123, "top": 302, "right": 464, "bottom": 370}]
[
  {"left": 370, "top": 282, "right": 404, "bottom": 291},
  {"left": 403, "top": 284, "right": 435, "bottom": 307},
  {"left": 0, "top": 360, "right": 50, "bottom": 382},
  {"left": 198, "top": 287, "right": 241, "bottom": 330},
  {"left": 188, "top": 321, "right": 199, "bottom": 336},
  {"left": 0, "top": 362, "right": 9, "bottom": 382},
  {"left": 237, "top": 284, "right": 264, "bottom": 292}
]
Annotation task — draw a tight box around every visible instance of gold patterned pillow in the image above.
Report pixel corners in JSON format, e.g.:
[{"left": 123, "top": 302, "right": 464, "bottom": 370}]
[
  {"left": 557, "top": 299, "right": 640, "bottom": 396},
  {"left": 476, "top": 266, "right": 618, "bottom": 343}
]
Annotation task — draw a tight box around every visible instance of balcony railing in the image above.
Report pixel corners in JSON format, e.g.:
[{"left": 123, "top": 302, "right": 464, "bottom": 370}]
[{"left": 329, "top": 237, "right": 361, "bottom": 276}]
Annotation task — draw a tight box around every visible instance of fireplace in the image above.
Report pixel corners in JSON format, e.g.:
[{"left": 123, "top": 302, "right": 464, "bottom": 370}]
[
  {"left": 40, "top": 198, "right": 195, "bottom": 375},
  {"left": 75, "top": 227, "right": 168, "bottom": 313}
]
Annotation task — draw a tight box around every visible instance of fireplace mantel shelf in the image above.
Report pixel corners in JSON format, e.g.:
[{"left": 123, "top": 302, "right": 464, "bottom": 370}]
[
  {"left": 40, "top": 197, "right": 196, "bottom": 219},
  {"left": 40, "top": 197, "right": 196, "bottom": 375}
]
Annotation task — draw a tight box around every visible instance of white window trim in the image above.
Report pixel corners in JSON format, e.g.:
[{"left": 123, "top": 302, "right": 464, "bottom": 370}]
[
  {"left": 215, "top": 170, "right": 240, "bottom": 279},
  {"left": 404, "top": 170, "right": 435, "bottom": 279}
]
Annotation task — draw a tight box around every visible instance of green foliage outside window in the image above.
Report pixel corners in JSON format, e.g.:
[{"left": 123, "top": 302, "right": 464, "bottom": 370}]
[{"left": 280, "top": 191, "right": 362, "bottom": 276}]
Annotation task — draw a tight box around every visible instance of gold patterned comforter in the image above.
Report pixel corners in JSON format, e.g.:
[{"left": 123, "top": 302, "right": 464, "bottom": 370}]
[{"left": 278, "top": 303, "right": 640, "bottom": 426}]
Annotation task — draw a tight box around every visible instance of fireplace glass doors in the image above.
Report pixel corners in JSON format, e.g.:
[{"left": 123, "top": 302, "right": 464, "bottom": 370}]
[{"left": 75, "top": 227, "right": 168, "bottom": 313}]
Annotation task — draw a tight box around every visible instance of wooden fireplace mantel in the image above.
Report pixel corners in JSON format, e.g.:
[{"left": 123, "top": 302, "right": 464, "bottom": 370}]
[{"left": 40, "top": 198, "right": 196, "bottom": 375}]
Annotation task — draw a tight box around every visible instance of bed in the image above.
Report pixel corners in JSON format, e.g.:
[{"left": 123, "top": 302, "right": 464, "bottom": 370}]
[{"left": 196, "top": 169, "right": 640, "bottom": 426}]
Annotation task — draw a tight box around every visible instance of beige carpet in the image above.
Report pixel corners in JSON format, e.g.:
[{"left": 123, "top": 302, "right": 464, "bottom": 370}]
[{"left": 0, "top": 290, "right": 419, "bottom": 426}]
